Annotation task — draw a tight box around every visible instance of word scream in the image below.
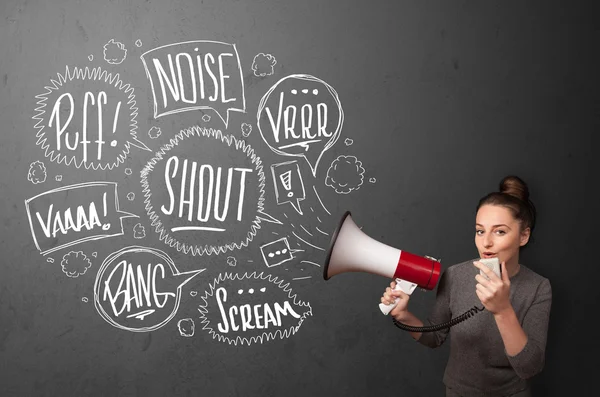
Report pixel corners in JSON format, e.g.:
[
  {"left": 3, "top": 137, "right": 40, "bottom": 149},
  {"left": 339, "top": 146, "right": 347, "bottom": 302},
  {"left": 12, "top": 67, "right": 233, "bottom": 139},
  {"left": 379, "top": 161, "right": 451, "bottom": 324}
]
[
  {"left": 215, "top": 287, "right": 301, "bottom": 333},
  {"left": 161, "top": 156, "right": 253, "bottom": 226}
]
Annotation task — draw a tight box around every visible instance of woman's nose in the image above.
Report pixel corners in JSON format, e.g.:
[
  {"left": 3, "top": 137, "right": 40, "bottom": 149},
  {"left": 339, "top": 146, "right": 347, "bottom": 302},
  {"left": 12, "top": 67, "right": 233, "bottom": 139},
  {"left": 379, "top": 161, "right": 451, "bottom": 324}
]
[{"left": 483, "top": 234, "right": 493, "bottom": 247}]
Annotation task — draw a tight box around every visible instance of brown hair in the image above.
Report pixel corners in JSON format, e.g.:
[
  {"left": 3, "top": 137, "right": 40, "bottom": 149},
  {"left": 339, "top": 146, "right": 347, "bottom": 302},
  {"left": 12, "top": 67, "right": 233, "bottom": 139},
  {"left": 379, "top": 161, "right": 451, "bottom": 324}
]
[{"left": 477, "top": 175, "right": 537, "bottom": 234}]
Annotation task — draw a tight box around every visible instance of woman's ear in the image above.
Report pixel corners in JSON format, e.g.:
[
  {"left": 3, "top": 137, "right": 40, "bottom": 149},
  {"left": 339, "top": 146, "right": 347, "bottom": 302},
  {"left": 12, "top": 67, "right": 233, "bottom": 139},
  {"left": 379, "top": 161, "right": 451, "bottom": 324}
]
[{"left": 520, "top": 227, "right": 531, "bottom": 246}]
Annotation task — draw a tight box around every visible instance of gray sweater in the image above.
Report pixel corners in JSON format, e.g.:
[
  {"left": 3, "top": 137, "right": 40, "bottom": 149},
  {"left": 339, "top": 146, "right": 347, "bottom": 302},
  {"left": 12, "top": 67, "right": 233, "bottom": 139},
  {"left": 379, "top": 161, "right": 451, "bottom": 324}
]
[{"left": 416, "top": 259, "right": 552, "bottom": 396}]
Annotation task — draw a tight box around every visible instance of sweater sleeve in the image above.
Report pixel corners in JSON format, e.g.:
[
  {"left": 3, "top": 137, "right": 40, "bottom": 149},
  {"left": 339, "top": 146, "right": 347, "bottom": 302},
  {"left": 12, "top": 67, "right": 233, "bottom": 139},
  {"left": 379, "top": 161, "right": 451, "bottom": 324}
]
[
  {"left": 417, "top": 267, "right": 452, "bottom": 348},
  {"left": 506, "top": 277, "right": 552, "bottom": 379}
]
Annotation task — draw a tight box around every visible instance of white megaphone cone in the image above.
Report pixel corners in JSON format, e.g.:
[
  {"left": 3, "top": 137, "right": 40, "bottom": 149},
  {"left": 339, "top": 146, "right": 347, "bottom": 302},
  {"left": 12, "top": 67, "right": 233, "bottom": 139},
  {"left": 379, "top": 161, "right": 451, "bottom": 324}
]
[{"left": 323, "top": 211, "right": 441, "bottom": 315}]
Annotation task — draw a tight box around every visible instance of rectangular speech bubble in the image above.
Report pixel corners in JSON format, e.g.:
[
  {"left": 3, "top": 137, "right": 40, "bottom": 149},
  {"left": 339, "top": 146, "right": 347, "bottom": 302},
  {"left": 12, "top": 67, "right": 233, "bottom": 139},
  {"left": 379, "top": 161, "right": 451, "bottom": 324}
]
[
  {"left": 140, "top": 40, "right": 246, "bottom": 127},
  {"left": 25, "top": 181, "right": 137, "bottom": 255}
]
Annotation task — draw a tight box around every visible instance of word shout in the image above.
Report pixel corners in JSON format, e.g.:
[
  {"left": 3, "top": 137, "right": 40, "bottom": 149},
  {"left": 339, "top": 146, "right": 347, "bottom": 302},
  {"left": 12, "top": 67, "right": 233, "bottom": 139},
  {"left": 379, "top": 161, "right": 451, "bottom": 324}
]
[{"left": 161, "top": 155, "right": 253, "bottom": 226}]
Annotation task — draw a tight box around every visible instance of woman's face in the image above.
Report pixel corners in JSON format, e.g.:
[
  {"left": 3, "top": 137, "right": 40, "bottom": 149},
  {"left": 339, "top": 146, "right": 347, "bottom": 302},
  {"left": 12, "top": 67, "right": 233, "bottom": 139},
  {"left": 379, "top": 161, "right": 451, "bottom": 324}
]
[{"left": 475, "top": 204, "right": 530, "bottom": 266}]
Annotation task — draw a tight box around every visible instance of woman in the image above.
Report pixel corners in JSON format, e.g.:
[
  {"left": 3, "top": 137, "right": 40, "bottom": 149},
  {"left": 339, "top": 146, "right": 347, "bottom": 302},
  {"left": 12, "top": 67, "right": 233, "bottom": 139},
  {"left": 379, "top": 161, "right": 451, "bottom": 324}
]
[{"left": 381, "top": 175, "right": 552, "bottom": 397}]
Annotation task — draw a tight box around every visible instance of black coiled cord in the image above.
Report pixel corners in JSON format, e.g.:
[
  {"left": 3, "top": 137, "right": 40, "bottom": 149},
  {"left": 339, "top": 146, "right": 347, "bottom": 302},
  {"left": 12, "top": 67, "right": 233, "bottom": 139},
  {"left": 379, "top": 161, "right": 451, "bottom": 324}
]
[{"left": 392, "top": 305, "right": 485, "bottom": 333}]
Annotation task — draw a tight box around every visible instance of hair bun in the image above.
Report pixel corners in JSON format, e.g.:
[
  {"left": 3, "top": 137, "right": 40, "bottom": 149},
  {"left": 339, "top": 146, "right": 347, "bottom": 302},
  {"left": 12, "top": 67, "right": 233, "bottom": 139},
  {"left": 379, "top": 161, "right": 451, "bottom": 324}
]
[{"left": 499, "top": 175, "right": 530, "bottom": 202}]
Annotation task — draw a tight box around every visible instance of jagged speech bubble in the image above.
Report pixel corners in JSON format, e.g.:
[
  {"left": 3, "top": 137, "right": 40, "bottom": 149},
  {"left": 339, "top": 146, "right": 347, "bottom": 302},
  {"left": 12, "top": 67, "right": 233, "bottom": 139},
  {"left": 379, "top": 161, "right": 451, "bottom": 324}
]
[
  {"left": 32, "top": 66, "right": 149, "bottom": 170},
  {"left": 198, "top": 272, "right": 312, "bottom": 345},
  {"left": 140, "top": 126, "right": 281, "bottom": 256},
  {"left": 257, "top": 74, "right": 343, "bottom": 176},
  {"left": 94, "top": 246, "right": 204, "bottom": 332}
]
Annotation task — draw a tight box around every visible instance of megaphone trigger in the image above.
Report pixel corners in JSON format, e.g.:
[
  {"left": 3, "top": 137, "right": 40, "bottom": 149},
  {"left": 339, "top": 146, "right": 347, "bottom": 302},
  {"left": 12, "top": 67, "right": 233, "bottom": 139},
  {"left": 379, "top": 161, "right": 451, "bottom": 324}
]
[{"left": 379, "top": 278, "right": 417, "bottom": 315}]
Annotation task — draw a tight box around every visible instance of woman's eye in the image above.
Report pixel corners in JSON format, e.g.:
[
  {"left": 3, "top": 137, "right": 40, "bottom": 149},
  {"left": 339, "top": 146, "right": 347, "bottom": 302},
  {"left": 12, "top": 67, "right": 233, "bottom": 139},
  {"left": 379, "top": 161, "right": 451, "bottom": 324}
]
[
  {"left": 476, "top": 230, "right": 483, "bottom": 235},
  {"left": 495, "top": 230, "right": 506, "bottom": 235}
]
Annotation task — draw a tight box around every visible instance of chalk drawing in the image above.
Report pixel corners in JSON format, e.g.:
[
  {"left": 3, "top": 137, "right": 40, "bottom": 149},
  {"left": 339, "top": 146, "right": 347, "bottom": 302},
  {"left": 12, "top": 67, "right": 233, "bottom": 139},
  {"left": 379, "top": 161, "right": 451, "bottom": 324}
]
[
  {"left": 140, "top": 40, "right": 246, "bottom": 128},
  {"left": 177, "top": 318, "right": 195, "bottom": 337},
  {"left": 25, "top": 181, "right": 137, "bottom": 255},
  {"left": 94, "top": 246, "right": 204, "bottom": 332},
  {"left": 198, "top": 272, "right": 312, "bottom": 346},
  {"left": 257, "top": 74, "right": 343, "bottom": 176},
  {"left": 32, "top": 65, "right": 150, "bottom": 170},
  {"left": 27, "top": 161, "right": 47, "bottom": 184},
  {"left": 270, "top": 160, "right": 305, "bottom": 215},
  {"left": 325, "top": 155, "right": 365, "bottom": 194},
  {"left": 61, "top": 250, "right": 92, "bottom": 278},
  {"left": 140, "top": 126, "right": 281, "bottom": 256},
  {"left": 251, "top": 53, "right": 277, "bottom": 77},
  {"left": 103, "top": 39, "right": 127, "bottom": 65}
]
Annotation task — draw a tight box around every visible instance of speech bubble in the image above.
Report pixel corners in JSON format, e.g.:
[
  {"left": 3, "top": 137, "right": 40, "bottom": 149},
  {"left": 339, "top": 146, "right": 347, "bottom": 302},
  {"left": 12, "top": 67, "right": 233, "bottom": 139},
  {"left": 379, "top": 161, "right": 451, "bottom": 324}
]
[
  {"left": 94, "top": 246, "right": 204, "bottom": 332},
  {"left": 32, "top": 65, "right": 150, "bottom": 170},
  {"left": 141, "top": 40, "right": 246, "bottom": 128},
  {"left": 270, "top": 160, "right": 305, "bottom": 214},
  {"left": 140, "top": 126, "right": 281, "bottom": 256},
  {"left": 25, "top": 182, "right": 138, "bottom": 255},
  {"left": 257, "top": 74, "right": 344, "bottom": 176},
  {"left": 197, "top": 272, "right": 312, "bottom": 346}
]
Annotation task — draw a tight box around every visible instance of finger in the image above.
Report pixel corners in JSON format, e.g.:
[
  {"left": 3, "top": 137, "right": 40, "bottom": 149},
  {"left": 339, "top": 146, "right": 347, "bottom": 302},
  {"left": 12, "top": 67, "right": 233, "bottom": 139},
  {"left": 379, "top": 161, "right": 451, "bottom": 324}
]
[
  {"left": 475, "top": 274, "right": 487, "bottom": 284},
  {"left": 476, "top": 282, "right": 492, "bottom": 296},
  {"left": 474, "top": 261, "right": 493, "bottom": 278},
  {"left": 392, "top": 289, "right": 408, "bottom": 299},
  {"left": 501, "top": 261, "right": 509, "bottom": 282}
]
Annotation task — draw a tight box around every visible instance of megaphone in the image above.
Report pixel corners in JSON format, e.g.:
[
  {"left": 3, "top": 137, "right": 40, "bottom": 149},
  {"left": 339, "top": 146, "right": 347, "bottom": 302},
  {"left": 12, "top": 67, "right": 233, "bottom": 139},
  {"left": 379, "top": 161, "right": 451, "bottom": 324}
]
[{"left": 323, "top": 211, "right": 441, "bottom": 315}]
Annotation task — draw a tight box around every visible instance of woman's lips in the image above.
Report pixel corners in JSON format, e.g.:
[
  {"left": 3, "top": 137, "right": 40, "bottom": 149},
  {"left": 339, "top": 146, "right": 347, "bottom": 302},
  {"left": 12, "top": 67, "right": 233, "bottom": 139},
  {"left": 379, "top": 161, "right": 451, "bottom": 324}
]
[{"left": 482, "top": 253, "right": 497, "bottom": 258}]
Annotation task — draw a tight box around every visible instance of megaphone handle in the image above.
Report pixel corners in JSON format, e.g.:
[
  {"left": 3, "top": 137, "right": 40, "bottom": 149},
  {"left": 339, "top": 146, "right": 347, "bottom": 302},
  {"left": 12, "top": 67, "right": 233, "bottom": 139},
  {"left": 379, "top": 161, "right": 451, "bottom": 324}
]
[{"left": 379, "top": 278, "right": 417, "bottom": 315}]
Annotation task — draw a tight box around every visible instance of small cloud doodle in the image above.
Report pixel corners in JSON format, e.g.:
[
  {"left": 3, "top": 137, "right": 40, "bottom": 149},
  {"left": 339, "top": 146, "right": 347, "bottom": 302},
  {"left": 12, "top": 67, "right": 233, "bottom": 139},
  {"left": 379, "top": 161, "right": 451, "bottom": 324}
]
[
  {"left": 133, "top": 223, "right": 146, "bottom": 239},
  {"left": 202, "top": 114, "right": 211, "bottom": 122},
  {"left": 178, "top": 318, "right": 195, "bottom": 337},
  {"left": 55, "top": 175, "right": 63, "bottom": 182},
  {"left": 325, "top": 155, "right": 365, "bottom": 194},
  {"left": 226, "top": 256, "right": 237, "bottom": 267},
  {"left": 148, "top": 126, "right": 162, "bottom": 139},
  {"left": 369, "top": 177, "right": 377, "bottom": 183},
  {"left": 61, "top": 250, "right": 92, "bottom": 278},
  {"left": 103, "top": 39, "right": 127, "bottom": 65},
  {"left": 127, "top": 192, "right": 135, "bottom": 201},
  {"left": 344, "top": 138, "right": 353, "bottom": 146},
  {"left": 135, "top": 39, "right": 143, "bottom": 47},
  {"left": 27, "top": 161, "right": 47, "bottom": 184},
  {"left": 251, "top": 53, "right": 277, "bottom": 77},
  {"left": 241, "top": 123, "right": 252, "bottom": 138}
]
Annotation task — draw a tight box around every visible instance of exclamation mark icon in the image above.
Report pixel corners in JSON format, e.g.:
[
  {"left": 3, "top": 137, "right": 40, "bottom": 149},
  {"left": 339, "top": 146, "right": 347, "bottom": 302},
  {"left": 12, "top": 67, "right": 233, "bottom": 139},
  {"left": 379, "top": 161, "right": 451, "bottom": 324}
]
[
  {"left": 271, "top": 160, "right": 306, "bottom": 215},
  {"left": 279, "top": 170, "right": 294, "bottom": 198},
  {"left": 111, "top": 101, "right": 121, "bottom": 148}
]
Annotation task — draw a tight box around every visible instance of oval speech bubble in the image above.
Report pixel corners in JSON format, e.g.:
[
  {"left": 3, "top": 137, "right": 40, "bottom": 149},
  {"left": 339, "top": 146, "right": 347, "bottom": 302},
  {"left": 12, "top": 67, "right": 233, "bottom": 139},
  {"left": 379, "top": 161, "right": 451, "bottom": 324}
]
[
  {"left": 197, "top": 272, "right": 312, "bottom": 346},
  {"left": 140, "top": 126, "right": 281, "bottom": 256},
  {"left": 257, "top": 74, "right": 344, "bottom": 176},
  {"left": 94, "top": 246, "right": 204, "bottom": 332},
  {"left": 32, "top": 66, "right": 150, "bottom": 170}
]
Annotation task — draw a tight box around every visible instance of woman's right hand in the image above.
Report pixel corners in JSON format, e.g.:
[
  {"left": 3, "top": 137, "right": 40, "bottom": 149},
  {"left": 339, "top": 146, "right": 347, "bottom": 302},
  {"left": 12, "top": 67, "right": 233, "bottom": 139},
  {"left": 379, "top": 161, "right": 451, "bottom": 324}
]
[{"left": 381, "top": 279, "right": 411, "bottom": 318}]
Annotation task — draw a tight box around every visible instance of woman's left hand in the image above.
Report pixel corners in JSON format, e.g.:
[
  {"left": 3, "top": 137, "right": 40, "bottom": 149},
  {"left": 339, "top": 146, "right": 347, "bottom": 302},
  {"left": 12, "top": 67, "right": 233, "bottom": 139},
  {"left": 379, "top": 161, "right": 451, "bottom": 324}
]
[{"left": 473, "top": 260, "right": 512, "bottom": 315}]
